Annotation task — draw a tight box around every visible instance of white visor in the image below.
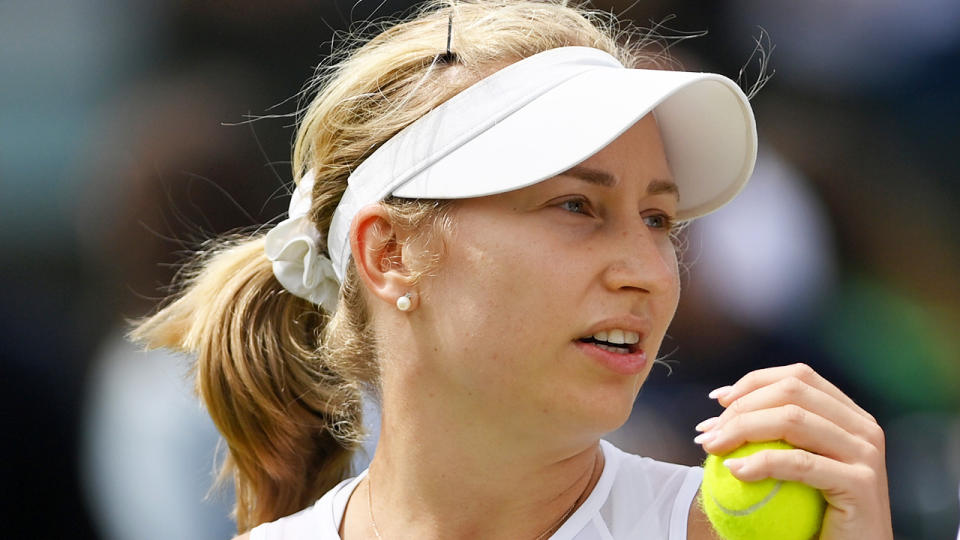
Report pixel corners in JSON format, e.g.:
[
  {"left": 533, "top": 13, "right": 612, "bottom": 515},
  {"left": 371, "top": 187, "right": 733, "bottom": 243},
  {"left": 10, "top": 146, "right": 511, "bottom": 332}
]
[{"left": 327, "top": 46, "right": 757, "bottom": 281}]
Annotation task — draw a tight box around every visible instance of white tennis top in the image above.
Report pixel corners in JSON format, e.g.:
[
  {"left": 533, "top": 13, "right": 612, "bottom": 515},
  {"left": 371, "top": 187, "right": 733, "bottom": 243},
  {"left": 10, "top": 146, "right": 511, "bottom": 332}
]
[{"left": 251, "top": 440, "right": 703, "bottom": 540}]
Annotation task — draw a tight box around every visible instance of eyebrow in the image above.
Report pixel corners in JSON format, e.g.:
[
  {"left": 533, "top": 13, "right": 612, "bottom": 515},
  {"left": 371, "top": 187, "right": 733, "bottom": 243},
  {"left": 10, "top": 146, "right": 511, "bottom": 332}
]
[
  {"left": 647, "top": 179, "right": 680, "bottom": 201},
  {"left": 560, "top": 165, "right": 617, "bottom": 187},
  {"left": 559, "top": 165, "right": 680, "bottom": 200}
]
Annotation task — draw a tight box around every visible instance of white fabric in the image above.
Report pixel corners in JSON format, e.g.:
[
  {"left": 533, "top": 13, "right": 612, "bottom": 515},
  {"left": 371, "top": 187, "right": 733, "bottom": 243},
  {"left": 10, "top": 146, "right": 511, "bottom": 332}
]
[
  {"left": 327, "top": 45, "right": 757, "bottom": 281},
  {"left": 250, "top": 440, "right": 703, "bottom": 540},
  {"left": 264, "top": 170, "right": 340, "bottom": 310}
]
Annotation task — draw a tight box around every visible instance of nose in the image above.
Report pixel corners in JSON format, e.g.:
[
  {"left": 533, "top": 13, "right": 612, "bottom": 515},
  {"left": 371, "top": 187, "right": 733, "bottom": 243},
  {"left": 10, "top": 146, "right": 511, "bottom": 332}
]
[{"left": 600, "top": 218, "right": 679, "bottom": 296}]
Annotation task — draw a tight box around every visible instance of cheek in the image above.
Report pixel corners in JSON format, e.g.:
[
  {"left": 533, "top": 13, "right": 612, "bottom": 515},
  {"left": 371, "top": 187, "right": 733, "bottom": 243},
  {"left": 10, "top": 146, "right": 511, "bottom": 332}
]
[
  {"left": 460, "top": 240, "right": 569, "bottom": 329},
  {"left": 655, "top": 242, "right": 682, "bottom": 334},
  {"left": 665, "top": 243, "right": 681, "bottom": 297},
  {"left": 433, "top": 226, "right": 573, "bottom": 363}
]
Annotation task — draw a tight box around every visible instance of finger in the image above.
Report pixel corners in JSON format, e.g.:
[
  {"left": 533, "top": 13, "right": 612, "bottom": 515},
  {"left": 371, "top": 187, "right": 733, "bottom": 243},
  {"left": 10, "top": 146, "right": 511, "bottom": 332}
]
[
  {"left": 710, "top": 363, "right": 874, "bottom": 423},
  {"left": 698, "top": 405, "right": 875, "bottom": 464},
  {"left": 722, "top": 447, "right": 880, "bottom": 505},
  {"left": 707, "top": 376, "right": 879, "bottom": 443}
]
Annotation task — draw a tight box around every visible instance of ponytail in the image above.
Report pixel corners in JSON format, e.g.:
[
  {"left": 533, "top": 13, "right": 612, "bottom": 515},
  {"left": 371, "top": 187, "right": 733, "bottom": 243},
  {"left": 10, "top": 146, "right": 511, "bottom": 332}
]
[{"left": 130, "top": 236, "right": 363, "bottom": 531}]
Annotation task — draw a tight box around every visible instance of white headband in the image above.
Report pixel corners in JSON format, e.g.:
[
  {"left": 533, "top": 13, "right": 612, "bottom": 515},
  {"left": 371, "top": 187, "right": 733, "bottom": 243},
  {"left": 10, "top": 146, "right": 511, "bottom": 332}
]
[{"left": 267, "top": 46, "right": 757, "bottom": 307}]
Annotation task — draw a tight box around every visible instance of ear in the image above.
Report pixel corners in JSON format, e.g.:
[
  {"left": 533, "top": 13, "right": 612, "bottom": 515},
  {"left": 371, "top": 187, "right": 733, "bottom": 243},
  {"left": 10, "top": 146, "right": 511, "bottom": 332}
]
[{"left": 350, "top": 204, "right": 419, "bottom": 310}]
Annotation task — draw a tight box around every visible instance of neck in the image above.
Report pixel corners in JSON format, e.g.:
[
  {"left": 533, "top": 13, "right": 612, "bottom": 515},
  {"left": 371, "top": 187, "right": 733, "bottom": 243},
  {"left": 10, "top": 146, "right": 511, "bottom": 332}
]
[{"left": 356, "top": 378, "right": 606, "bottom": 539}]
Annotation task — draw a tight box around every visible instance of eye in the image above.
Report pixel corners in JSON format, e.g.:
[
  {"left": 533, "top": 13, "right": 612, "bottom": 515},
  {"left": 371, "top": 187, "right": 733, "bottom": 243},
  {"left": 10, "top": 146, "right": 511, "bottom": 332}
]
[
  {"left": 643, "top": 213, "right": 676, "bottom": 231},
  {"left": 557, "top": 197, "right": 593, "bottom": 216}
]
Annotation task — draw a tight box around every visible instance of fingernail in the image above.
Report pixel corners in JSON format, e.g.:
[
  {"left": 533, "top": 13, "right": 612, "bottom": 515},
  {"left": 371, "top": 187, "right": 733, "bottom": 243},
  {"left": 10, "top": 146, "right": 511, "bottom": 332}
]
[
  {"left": 708, "top": 386, "right": 733, "bottom": 400},
  {"left": 723, "top": 458, "right": 744, "bottom": 472},
  {"left": 694, "top": 417, "right": 719, "bottom": 432},
  {"left": 693, "top": 431, "right": 715, "bottom": 445}
]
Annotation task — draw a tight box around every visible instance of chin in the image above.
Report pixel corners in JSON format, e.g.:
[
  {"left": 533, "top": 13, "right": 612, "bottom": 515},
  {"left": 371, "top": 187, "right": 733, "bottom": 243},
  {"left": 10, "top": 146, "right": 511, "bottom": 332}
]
[{"left": 559, "top": 375, "right": 646, "bottom": 439}]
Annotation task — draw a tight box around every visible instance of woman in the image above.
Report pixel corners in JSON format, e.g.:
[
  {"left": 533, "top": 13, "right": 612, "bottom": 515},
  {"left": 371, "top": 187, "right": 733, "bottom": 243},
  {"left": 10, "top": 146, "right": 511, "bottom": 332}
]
[{"left": 132, "top": 1, "right": 893, "bottom": 538}]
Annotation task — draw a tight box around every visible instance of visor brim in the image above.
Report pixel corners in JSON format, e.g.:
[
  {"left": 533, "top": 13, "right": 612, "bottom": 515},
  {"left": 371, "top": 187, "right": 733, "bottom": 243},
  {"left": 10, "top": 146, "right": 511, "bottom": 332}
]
[{"left": 392, "top": 66, "right": 757, "bottom": 220}]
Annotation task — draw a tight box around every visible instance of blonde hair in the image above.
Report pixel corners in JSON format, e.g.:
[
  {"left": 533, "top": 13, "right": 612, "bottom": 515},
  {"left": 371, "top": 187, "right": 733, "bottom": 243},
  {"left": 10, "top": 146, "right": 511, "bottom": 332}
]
[{"left": 131, "top": 0, "right": 668, "bottom": 532}]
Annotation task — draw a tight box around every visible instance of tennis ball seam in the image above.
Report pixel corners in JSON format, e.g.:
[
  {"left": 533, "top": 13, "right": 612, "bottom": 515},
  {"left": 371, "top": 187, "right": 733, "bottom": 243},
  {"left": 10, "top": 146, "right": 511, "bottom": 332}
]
[{"left": 709, "top": 480, "right": 784, "bottom": 516}]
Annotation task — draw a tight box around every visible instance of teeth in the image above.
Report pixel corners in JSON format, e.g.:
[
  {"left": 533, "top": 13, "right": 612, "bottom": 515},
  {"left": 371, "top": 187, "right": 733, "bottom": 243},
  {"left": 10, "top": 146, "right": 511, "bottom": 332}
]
[
  {"left": 590, "top": 329, "right": 640, "bottom": 345},
  {"left": 596, "top": 343, "right": 629, "bottom": 354},
  {"left": 608, "top": 329, "right": 625, "bottom": 344}
]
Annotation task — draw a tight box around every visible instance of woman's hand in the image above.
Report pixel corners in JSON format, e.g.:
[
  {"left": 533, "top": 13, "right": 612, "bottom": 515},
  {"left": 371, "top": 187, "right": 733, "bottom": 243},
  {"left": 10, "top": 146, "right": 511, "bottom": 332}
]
[{"left": 694, "top": 363, "right": 893, "bottom": 540}]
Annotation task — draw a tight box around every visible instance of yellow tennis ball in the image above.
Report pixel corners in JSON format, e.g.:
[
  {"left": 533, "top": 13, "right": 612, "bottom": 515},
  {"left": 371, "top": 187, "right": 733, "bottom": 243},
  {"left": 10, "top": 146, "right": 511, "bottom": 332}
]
[{"left": 700, "top": 440, "right": 826, "bottom": 540}]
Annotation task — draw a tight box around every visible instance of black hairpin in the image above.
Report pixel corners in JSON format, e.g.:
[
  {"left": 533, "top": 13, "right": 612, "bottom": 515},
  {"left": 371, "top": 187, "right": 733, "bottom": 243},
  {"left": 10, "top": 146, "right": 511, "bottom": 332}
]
[{"left": 437, "top": 12, "right": 458, "bottom": 63}]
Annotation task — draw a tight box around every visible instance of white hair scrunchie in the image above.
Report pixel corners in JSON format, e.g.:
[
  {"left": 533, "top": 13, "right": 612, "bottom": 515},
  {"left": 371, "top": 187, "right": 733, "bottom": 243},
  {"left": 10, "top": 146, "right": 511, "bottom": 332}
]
[{"left": 264, "top": 171, "right": 340, "bottom": 312}]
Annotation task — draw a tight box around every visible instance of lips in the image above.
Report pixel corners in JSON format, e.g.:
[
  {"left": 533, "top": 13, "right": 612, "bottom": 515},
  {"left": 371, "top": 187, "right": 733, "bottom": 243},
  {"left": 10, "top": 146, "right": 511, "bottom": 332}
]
[
  {"left": 574, "top": 340, "right": 648, "bottom": 375},
  {"left": 574, "top": 318, "right": 651, "bottom": 374}
]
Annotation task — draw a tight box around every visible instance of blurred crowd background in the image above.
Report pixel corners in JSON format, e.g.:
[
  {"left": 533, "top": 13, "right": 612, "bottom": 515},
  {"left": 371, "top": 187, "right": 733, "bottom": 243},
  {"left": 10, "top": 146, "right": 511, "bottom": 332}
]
[{"left": 1, "top": 1, "right": 958, "bottom": 539}]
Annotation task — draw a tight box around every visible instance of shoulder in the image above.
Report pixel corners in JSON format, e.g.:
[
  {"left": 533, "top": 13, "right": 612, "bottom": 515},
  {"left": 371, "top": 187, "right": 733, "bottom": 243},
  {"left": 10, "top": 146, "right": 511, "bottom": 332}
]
[
  {"left": 595, "top": 441, "right": 705, "bottom": 538},
  {"left": 246, "top": 501, "right": 328, "bottom": 540},
  {"left": 244, "top": 474, "right": 365, "bottom": 540},
  {"left": 606, "top": 450, "right": 702, "bottom": 510},
  {"left": 604, "top": 441, "right": 701, "bottom": 495}
]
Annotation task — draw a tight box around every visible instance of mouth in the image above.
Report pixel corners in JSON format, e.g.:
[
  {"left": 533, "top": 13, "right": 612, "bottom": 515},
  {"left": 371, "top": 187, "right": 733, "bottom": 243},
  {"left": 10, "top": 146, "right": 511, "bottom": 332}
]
[
  {"left": 576, "top": 329, "right": 642, "bottom": 355},
  {"left": 576, "top": 338, "right": 639, "bottom": 355},
  {"left": 574, "top": 327, "right": 648, "bottom": 375}
]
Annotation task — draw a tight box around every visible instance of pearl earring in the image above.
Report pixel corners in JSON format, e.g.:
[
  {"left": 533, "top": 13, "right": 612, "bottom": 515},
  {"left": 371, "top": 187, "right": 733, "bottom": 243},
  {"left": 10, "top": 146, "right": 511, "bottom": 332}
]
[{"left": 396, "top": 292, "right": 414, "bottom": 312}]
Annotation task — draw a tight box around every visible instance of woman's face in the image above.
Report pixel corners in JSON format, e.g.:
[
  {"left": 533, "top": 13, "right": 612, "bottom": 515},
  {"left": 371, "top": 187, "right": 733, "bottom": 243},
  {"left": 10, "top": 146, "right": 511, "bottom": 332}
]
[{"left": 408, "top": 114, "right": 681, "bottom": 443}]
